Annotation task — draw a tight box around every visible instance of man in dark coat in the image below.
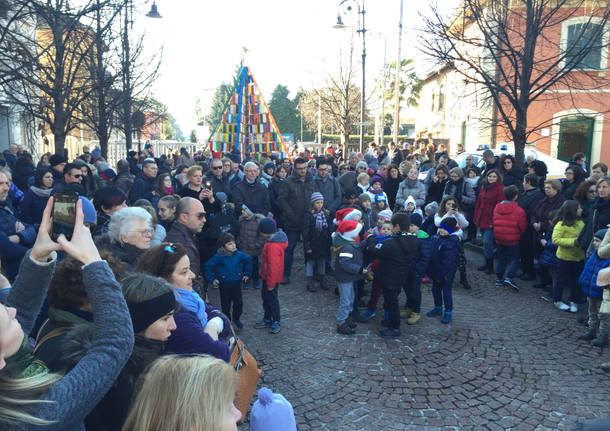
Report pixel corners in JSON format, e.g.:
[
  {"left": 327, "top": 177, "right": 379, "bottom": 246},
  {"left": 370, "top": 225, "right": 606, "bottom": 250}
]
[
  {"left": 205, "top": 158, "right": 232, "bottom": 198},
  {"left": 517, "top": 173, "right": 545, "bottom": 280},
  {"left": 129, "top": 159, "right": 157, "bottom": 204},
  {"left": 53, "top": 162, "right": 85, "bottom": 195},
  {"left": 166, "top": 197, "right": 207, "bottom": 294},
  {"left": 231, "top": 162, "right": 270, "bottom": 216},
  {"left": 278, "top": 157, "right": 316, "bottom": 283},
  {"left": 480, "top": 149, "right": 500, "bottom": 178},
  {"left": 314, "top": 158, "right": 342, "bottom": 217}
]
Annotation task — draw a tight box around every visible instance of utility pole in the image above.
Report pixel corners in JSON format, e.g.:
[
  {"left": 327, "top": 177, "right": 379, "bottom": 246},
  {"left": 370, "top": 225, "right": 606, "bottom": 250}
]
[
  {"left": 392, "top": 0, "right": 403, "bottom": 146},
  {"left": 317, "top": 92, "right": 322, "bottom": 145},
  {"left": 122, "top": 0, "right": 133, "bottom": 151}
]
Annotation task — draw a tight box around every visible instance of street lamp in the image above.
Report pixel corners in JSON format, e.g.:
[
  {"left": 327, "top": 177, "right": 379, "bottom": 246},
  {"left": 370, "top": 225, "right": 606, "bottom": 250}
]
[
  {"left": 146, "top": 1, "right": 162, "bottom": 18},
  {"left": 334, "top": 0, "right": 366, "bottom": 153}
]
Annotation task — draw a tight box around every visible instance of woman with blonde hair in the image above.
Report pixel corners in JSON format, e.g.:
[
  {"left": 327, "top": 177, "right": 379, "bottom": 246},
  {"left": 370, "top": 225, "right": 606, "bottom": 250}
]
[{"left": 122, "top": 355, "right": 241, "bottom": 431}]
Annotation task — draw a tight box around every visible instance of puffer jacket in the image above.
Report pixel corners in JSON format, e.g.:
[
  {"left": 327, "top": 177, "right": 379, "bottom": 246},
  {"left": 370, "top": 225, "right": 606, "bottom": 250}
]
[
  {"left": 414, "top": 229, "right": 434, "bottom": 276},
  {"left": 395, "top": 178, "right": 426, "bottom": 209},
  {"left": 579, "top": 252, "right": 610, "bottom": 300},
  {"left": 204, "top": 248, "right": 252, "bottom": 286},
  {"left": 367, "top": 231, "right": 418, "bottom": 287},
  {"left": 429, "top": 233, "right": 461, "bottom": 281},
  {"left": 474, "top": 181, "right": 505, "bottom": 229},
  {"left": 493, "top": 201, "right": 527, "bottom": 246},
  {"left": 332, "top": 234, "right": 364, "bottom": 284},
  {"left": 260, "top": 230, "right": 288, "bottom": 287},
  {"left": 237, "top": 214, "right": 267, "bottom": 257},
  {"left": 278, "top": 171, "right": 316, "bottom": 231},
  {"left": 552, "top": 220, "right": 585, "bottom": 262}
]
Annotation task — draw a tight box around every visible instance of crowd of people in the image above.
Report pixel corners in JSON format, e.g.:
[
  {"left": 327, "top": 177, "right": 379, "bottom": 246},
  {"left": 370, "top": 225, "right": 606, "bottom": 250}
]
[{"left": 0, "top": 138, "right": 609, "bottom": 428}]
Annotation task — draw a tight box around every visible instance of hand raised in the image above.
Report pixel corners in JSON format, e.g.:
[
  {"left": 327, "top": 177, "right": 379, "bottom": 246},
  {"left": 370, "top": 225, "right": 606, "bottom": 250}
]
[
  {"left": 30, "top": 198, "right": 61, "bottom": 262},
  {"left": 57, "top": 199, "right": 101, "bottom": 265}
]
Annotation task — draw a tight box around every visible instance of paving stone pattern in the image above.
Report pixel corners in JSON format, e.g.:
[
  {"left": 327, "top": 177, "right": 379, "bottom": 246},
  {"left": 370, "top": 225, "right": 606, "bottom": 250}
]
[{"left": 208, "top": 248, "right": 610, "bottom": 431}]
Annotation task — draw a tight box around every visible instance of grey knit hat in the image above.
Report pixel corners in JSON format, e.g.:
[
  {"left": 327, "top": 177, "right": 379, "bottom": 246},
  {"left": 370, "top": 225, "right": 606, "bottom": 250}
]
[{"left": 311, "top": 192, "right": 324, "bottom": 203}]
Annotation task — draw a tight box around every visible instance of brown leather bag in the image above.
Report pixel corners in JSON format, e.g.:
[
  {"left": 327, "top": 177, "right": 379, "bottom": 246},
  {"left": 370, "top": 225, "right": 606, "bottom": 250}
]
[{"left": 229, "top": 327, "right": 262, "bottom": 424}]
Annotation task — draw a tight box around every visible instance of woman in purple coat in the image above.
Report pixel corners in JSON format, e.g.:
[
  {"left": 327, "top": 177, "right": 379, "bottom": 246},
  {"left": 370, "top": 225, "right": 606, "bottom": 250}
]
[{"left": 136, "top": 243, "right": 232, "bottom": 362}]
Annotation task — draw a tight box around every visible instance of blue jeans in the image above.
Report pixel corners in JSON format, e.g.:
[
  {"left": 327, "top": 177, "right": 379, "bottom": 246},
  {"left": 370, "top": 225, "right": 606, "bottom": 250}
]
[
  {"left": 261, "top": 281, "right": 280, "bottom": 322},
  {"left": 481, "top": 229, "right": 495, "bottom": 259},
  {"left": 495, "top": 244, "right": 520, "bottom": 280},
  {"left": 283, "top": 230, "right": 301, "bottom": 277},
  {"left": 305, "top": 258, "right": 325, "bottom": 277},
  {"left": 432, "top": 271, "right": 456, "bottom": 312},
  {"left": 337, "top": 281, "right": 355, "bottom": 324}
]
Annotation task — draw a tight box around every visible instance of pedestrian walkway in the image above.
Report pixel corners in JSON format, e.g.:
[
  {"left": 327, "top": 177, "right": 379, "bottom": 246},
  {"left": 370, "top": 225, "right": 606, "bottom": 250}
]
[{"left": 209, "top": 249, "right": 610, "bottom": 430}]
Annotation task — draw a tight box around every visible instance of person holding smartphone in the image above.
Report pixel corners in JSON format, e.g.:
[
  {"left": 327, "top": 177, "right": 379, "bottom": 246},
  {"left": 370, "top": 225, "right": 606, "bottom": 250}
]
[{"left": 178, "top": 165, "right": 221, "bottom": 214}]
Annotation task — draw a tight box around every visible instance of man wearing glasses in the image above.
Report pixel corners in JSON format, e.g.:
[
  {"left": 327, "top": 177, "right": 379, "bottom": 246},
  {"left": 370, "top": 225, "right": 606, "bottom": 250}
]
[
  {"left": 53, "top": 162, "right": 85, "bottom": 194},
  {"left": 166, "top": 197, "right": 207, "bottom": 294},
  {"left": 205, "top": 158, "right": 232, "bottom": 198}
]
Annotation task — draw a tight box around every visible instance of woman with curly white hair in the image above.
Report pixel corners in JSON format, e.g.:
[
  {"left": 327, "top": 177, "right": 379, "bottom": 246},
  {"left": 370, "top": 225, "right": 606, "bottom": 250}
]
[{"left": 95, "top": 206, "right": 152, "bottom": 270}]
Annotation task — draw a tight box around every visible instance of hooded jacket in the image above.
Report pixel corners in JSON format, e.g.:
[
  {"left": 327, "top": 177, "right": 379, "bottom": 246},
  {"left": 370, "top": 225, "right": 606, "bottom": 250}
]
[
  {"left": 278, "top": 171, "right": 316, "bottom": 231},
  {"left": 260, "top": 230, "right": 288, "bottom": 287},
  {"left": 429, "top": 233, "right": 461, "bottom": 281},
  {"left": 367, "top": 231, "right": 418, "bottom": 287},
  {"left": 493, "top": 201, "right": 527, "bottom": 246},
  {"left": 204, "top": 247, "right": 253, "bottom": 286},
  {"left": 332, "top": 233, "right": 364, "bottom": 283},
  {"left": 579, "top": 252, "right": 610, "bottom": 300},
  {"left": 238, "top": 214, "right": 267, "bottom": 257}
]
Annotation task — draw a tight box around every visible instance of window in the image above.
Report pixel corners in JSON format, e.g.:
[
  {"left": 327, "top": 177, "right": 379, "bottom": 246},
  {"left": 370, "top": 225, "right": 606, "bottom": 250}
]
[{"left": 561, "top": 17, "right": 609, "bottom": 71}]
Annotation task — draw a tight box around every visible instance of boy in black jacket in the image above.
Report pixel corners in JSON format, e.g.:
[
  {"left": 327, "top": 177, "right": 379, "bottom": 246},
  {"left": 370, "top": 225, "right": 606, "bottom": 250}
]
[{"left": 368, "top": 211, "right": 418, "bottom": 338}]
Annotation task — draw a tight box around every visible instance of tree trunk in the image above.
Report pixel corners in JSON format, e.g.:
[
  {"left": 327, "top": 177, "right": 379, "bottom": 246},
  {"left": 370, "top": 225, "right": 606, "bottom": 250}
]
[{"left": 514, "top": 109, "right": 527, "bottom": 169}]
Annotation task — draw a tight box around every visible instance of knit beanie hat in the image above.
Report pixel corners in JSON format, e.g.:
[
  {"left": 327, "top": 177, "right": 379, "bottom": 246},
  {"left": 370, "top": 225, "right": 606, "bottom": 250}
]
[
  {"left": 356, "top": 161, "right": 368, "bottom": 170},
  {"left": 345, "top": 186, "right": 360, "bottom": 199},
  {"left": 263, "top": 161, "right": 276, "bottom": 172},
  {"left": 258, "top": 217, "right": 277, "bottom": 234},
  {"left": 311, "top": 192, "right": 324, "bottom": 203},
  {"left": 100, "top": 168, "right": 116, "bottom": 182},
  {"left": 410, "top": 213, "right": 423, "bottom": 227},
  {"left": 374, "top": 194, "right": 387, "bottom": 204},
  {"left": 215, "top": 192, "right": 228, "bottom": 203},
  {"left": 370, "top": 175, "right": 384, "bottom": 186},
  {"left": 78, "top": 196, "right": 97, "bottom": 225},
  {"left": 250, "top": 387, "right": 297, "bottom": 431},
  {"left": 358, "top": 193, "right": 371, "bottom": 203},
  {"left": 335, "top": 220, "right": 363, "bottom": 242},
  {"left": 424, "top": 201, "right": 438, "bottom": 216},
  {"left": 439, "top": 217, "right": 458, "bottom": 233},
  {"left": 404, "top": 195, "right": 416, "bottom": 209},
  {"left": 335, "top": 207, "right": 362, "bottom": 224},
  {"left": 594, "top": 228, "right": 607, "bottom": 240},
  {"left": 50, "top": 154, "right": 66, "bottom": 167},
  {"left": 377, "top": 209, "right": 393, "bottom": 221}
]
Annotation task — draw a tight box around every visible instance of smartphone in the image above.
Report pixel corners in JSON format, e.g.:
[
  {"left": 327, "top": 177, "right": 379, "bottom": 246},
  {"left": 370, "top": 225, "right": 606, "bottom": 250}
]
[
  {"left": 51, "top": 192, "right": 78, "bottom": 241},
  {"left": 203, "top": 180, "right": 213, "bottom": 189}
]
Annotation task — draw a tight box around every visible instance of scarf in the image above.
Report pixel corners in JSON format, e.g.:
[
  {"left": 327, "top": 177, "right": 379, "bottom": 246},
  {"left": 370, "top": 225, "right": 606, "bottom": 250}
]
[
  {"left": 30, "top": 186, "right": 53, "bottom": 198},
  {"left": 164, "top": 186, "right": 174, "bottom": 195},
  {"left": 6, "top": 335, "right": 49, "bottom": 378},
  {"left": 312, "top": 209, "right": 328, "bottom": 231},
  {"left": 174, "top": 288, "right": 208, "bottom": 328}
]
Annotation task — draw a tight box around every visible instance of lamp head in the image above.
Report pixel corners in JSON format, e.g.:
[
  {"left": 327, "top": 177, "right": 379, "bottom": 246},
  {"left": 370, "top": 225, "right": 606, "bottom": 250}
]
[
  {"left": 146, "top": 2, "right": 162, "bottom": 18},
  {"left": 333, "top": 15, "right": 345, "bottom": 29}
]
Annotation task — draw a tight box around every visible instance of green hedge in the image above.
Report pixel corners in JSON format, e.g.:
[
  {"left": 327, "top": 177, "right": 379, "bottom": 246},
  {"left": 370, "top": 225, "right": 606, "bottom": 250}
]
[{"left": 321, "top": 134, "right": 412, "bottom": 144}]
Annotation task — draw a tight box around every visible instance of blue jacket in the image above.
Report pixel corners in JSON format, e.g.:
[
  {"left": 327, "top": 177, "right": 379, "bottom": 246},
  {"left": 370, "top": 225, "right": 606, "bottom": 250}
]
[
  {"left": 429, "top": 233, "right": 461, "bottom": 281},
  {"left": 0, "top": 200, "right": 36, "bottom": 281},
  {"left": 204, "top": 249, "right": 252, "bottom": 286},
  {"left": 579, "top": 252, "right": 610, "bottom": 300},
  {"left": 539, "top": 227, "right": 559, "bottom": 269},
  {"left": 129, "top": 173, "right": 155, "bottom": 204},
  {"left": 414, "top": 230, "right": 434, "bottom": 276},
  {"left": 332, "top": 235, "right": 364, "bottom": 283},
  {"left": 21, "top": 187, "right": 51, "bottom": 225}
]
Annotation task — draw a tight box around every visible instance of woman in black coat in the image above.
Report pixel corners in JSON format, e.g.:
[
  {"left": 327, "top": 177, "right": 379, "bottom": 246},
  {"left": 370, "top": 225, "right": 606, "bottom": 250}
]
[
  {"left": 383, "top": 164, "right": 402, "bottom": 211},
  {"left": 561, "top": 165, "right": 586, "bottom": 200},
  {"left": 579, "top": 177, "right": 610, "bottom": 253},
  {"left": 500, "top": 155, "right": 523, "bottom": 191},
  {"left": 12, "top": 155, "right": 35, "bottom": 191}
]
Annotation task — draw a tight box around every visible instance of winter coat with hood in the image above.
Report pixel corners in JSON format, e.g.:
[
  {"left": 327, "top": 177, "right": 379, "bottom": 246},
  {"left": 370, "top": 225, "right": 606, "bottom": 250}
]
[
  {"left": 367, "top": 231, "right": 418, "bottom": 287},
  {"left": 237, "top": 214, "right": 267, "bottom": 257},
  {"left": 474, "top": 181, "right": 505, "bottom": 229},
  {"left": 579, "top": 251, "right": 610, "bottom": 300},
  {"left": 314, "top": 173, "right": 342, "bottom": 216},
  {"left": 58, "top": 328, "right": 161, "bottom": 431},
  {"left": 232, "top": 178, "right": 271, "bottom": 216},
  {"left": 260, "top": 230, "right": 288, "bottom": 287},
  {"left": 278, "top": 171, "right": 316, "bottom": 231},
  {"left": 429, "top": 232, "right": 461, "bottom": 281},
  {"left": 21, "top": 186, "right": 52, "bottom": 225},
  {"left": 332, "top": 233, "right": 364, "bottom": 283},
  {"left": 302, "top": 208, "right": 332, "bottom": 260},
  {"left": 492, "top": 201, "right": 527, "bottom": 246},
  {"left": 395, "top": 178, "right": 426, "bottom": 209},
  {"left": 204, "top": 247, "right": 253, "bottom": 286}
]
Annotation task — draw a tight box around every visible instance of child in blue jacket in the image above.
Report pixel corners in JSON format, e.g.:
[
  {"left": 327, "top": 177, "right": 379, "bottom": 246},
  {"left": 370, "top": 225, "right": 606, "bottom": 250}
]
[
  {"left": 204, "top": 232, "right": 252, "bottom": 328},
  {"left": 427, "top": 217, "right": 461, "bottom": 324},
  {"left": 577, "top": 228, "right": 610, "bottom": 347}
]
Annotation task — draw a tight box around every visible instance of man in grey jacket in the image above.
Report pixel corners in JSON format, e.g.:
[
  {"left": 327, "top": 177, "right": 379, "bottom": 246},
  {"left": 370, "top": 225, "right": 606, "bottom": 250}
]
[{"left": 314, "top": 158, "right": 342, "bottom": 217}]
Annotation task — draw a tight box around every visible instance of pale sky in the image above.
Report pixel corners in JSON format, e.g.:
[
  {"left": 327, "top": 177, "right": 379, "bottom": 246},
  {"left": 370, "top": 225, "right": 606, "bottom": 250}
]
[{"left": 132, "top": 0, "right": 457, "bottom": 135}]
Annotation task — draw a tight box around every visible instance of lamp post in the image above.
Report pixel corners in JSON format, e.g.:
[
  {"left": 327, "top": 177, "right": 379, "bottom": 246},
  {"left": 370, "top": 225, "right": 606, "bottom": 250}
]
[
  {"left": 122, "top": 0, "right": 161, "bottom": 152},
  {"left": 334, "top": 0, "right": 366, "bottom": 154}
]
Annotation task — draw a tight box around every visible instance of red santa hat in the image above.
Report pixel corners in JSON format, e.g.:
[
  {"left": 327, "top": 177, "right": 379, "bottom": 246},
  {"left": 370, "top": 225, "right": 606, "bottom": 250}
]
[
  {"left": 334, "top": 207, "right": 362, "bottom": 225},
  {"left": 335, "top": 220, "right": 363, "bottom": 242},
  {"left": 212, "top": 151, "right": 222, "bottom": 159}
]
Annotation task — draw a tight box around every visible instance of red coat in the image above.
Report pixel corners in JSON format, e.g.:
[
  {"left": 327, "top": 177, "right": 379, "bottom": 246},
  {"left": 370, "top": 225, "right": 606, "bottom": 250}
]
[
  {"left": 474, "top": 181, "right": 505, "bottom": 229},
  {"left": 493, "top": 201, "right": 527, "bottom": 246},
  {"left": 260, "top": 231, "right": 288, "bottom": 287}
]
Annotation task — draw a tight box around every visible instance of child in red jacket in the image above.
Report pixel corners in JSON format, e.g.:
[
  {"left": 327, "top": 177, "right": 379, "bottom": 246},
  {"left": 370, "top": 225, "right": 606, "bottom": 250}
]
[
  {"left": 493, "top": 185, "right": 527, "bottom": 290},
  {"left": 254, "top": 217, "right": 288, "bottom": 334}
]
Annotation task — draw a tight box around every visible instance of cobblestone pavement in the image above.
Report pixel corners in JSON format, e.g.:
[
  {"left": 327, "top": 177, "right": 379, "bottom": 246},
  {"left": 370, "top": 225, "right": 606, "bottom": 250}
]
[{"left": 209, "top": 248, "right": 610, "bottom": 431}]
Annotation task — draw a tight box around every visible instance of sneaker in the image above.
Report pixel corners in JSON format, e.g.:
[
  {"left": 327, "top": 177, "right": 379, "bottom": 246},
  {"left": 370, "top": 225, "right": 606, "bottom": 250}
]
[
  {"left": 337, "top": 321, "right": 355, "bottom": 335},
  {"left": 495, "top": 279, "right": 503, "bottom": 287},
  {"left": 569, "top": 302, "right": 578, "bottom": 313},
  {"left": 378, "top": 328, "right": 402, "bottom": 339},
  {"left": 362, "top": 309, "right": 375, "bottom": 320},
  {"left": 504, "top": 278, "right": 519, "bottom": 291},
  {"left": 541, "top": 294, "right": 552, "bottom": 302},
  {"left": 591, "top": 334, "right": 609, "bottom": 347},
  {"left": 400, "top": 308, "right": 412, "bottom": 319},
  {"left": 212, "top": 283, "right": 219, "bottom": 289},
  {"left": 270, "top": 321, "right": 281, "bottom": 334},
  {"left": 578, "top": 328, "right": 597, "bottom": 341},
  {"left": 441, "top": 312, "right": 452, "bottom": 324},
  {"left": 234, "top": 320, "right": 243, "bottom": 329},
  {"left": 426, "top": 306, "right": 442, "bottom": 317},
  {"left": 253, "top": 319, "right": 272, "bottom": 329},
  {"left": 407, "top": 312, "right": 420, "bottom": 325},
  {"left": 554, "top": 301, "right": 570, "bottom": 311}
]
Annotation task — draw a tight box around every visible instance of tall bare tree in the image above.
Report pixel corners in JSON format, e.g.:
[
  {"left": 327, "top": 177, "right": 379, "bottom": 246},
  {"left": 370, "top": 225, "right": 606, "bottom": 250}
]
[{"left": 419, "top": 0, "right": 610, "bottom": 165}]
